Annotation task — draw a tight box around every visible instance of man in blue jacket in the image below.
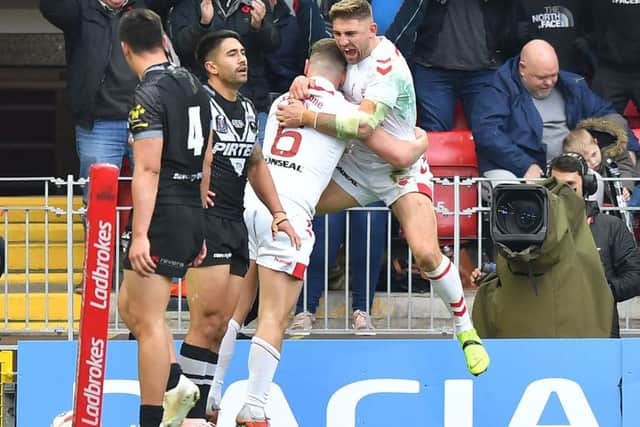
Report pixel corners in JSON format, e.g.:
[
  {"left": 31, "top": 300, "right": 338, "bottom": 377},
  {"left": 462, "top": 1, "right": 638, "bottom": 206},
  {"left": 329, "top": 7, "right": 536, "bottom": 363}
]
[
  {"left": 472, "top": 39, "right": 639, "bottom": 182},
  {"left": 39, "top": 0, "right": 176, "bottom": 201}
]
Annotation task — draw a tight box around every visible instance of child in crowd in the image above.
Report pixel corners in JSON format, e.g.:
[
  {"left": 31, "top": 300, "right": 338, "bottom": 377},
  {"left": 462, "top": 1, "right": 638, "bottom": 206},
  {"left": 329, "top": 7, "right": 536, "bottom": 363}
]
[{"left": 563, "top": 120, "right": 637, "bottom": 205}]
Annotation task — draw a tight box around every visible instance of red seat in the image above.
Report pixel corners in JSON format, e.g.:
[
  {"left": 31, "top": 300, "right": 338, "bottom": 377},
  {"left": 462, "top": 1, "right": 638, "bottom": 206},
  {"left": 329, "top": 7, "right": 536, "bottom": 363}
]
[
  {"left": 452, "top": 99, "right": 469, "bottom": 130},
  {"left": 633, "top": 128, "right": 640, "bottom": 143},
  {"left": 624, "top": 101, "right": 640, "bottom": 129},
  {"left": 426, "top": 130, "right": 479, "bottom": 240}
]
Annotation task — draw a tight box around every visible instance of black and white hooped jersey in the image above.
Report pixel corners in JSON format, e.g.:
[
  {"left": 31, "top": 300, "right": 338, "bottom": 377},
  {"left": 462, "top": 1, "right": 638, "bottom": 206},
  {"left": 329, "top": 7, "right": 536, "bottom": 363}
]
[{"left": 204, "top": 83, "right": 259, "bottom": 219}]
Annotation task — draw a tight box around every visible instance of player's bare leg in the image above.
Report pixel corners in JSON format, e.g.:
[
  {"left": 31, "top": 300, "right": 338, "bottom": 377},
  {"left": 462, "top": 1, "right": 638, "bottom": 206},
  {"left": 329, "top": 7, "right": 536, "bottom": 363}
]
[
  {"left": 316, "top": 179, "right": 359, "bottom": 215},
  {"left": 207, "top": 262, "right": 259, "bottom": 421},
  {"left": 179, "top": 265, "right": 233, "bottom": 420},
  {"left": 119, "top": 270, "right": 198, "bottom": 427},
  {"left": 236, "top": 266, "right": 304, "bottom": 425},
  {"left": 391, "top": 192, "right": 490, "bottom": 376}
]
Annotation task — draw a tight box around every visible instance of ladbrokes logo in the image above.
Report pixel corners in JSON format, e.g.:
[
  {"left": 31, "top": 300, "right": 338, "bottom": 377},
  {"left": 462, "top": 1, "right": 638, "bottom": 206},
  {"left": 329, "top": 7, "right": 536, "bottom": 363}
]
[
  {"left": 89, "top": 220, "right": 113, "bottom": 310},
  {"left": 81, "top": 337, "right": 106, "bottom": 426}
]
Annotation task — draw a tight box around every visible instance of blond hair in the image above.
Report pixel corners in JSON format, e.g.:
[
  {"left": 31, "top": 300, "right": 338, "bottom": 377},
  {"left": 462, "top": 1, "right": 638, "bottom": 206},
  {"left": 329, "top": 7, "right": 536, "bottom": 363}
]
[
  {"left": 329, "top": 0, "right": 372, "bottom": 22},
  {"left": 563, "top": 128, "right": 597, "bottom": 156}
]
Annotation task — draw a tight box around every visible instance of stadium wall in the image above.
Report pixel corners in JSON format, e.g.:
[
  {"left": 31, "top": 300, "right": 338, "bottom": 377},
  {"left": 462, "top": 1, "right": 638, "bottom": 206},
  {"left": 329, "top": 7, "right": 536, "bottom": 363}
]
[{"left": 18, "top": 339, "right": 639, "bottom": 426}]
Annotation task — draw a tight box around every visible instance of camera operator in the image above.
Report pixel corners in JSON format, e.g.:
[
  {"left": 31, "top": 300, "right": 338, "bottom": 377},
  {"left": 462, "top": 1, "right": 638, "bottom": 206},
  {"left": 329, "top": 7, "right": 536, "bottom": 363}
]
[
  {"left": 473, "top": 153, "right": 640, "bottom": 337},
  {"left": 549, "top": 153, "right": 640, "bottom": 337},
  {"left": 472, "top": 152, "right": 614, "bottom": 338}
]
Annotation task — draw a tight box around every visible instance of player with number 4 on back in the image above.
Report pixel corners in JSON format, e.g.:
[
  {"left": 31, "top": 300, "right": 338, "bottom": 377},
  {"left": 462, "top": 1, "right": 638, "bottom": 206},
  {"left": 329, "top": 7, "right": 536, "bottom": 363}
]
[
  {"left": 116, "top": 9, "right": 213, "bottom": 427},
  {"left": 173, "top": 30, "right": 301, "bottom": 426}
]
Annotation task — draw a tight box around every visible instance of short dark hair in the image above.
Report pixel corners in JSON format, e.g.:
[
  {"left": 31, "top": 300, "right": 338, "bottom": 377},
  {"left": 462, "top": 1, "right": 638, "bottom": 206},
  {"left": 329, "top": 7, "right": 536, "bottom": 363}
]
[
  {"left": 329, "top": 0, "right": 372, "bottom": 22},
  {"left": 119, "top": 9, "right": 164, "bottom": 53},
  {"left": 196, "top": 30, "right": 243, "bottom": 65},
  {"left": 549, "top": 153, "right": 587, "bottom": 176},
  {"left": 309, "top": 38, "right": 346, "bottom": 69}
]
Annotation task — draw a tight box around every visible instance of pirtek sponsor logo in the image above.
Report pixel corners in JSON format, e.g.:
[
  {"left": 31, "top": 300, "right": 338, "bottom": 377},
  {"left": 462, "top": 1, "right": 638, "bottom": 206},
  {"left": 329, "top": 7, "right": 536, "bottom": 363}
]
[{"left": 213, "top": 142, "right": 254, "bottom": 157}]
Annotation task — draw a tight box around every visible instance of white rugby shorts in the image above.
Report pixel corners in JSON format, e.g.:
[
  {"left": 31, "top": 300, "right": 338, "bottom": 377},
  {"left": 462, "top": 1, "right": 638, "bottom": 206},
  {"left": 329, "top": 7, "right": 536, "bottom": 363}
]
[
  {"left": 244, "top": 202, "right": 314, "bottom": 280},
  {"left": 332, "top": 150, "right": 433, "bottom": 206}
]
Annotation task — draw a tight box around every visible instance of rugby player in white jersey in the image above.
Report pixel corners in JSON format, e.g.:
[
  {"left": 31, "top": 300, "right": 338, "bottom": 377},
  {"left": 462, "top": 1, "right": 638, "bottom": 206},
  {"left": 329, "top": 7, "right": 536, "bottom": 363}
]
[
  {"left": 219, "top": 38, "right": 426, "bottom": 426},
  {"left": 277, "top": 0, "right": 490, "bottom": 377}
]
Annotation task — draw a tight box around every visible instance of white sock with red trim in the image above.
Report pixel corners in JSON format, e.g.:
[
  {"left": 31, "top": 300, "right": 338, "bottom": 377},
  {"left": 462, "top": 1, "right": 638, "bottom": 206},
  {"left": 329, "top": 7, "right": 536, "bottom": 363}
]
[
  {"left": 245, "top": 336, "right": 280, "bottom": 411},
  {"left": 425, "top": 255, "right": 472, "bottom": 333}
]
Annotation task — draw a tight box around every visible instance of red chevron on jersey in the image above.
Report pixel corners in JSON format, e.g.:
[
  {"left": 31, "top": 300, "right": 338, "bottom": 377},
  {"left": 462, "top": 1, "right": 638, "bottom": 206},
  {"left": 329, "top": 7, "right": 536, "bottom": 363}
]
[
  {"left": 376, "top": 57, "right": 392, "bottom": 64},
  {"left": 376, "top": 65, "right": 392, "bottom": 75}
]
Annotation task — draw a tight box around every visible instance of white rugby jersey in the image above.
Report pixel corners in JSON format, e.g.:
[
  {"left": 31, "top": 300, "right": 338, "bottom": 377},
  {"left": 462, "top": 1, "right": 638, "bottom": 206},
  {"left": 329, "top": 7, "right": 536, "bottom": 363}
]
[
  {"left": 342, "top": 36, "right": 417, "bottom": 164},
  {"left": 246, "top": 77, "right": 355, "bottom": 217}
]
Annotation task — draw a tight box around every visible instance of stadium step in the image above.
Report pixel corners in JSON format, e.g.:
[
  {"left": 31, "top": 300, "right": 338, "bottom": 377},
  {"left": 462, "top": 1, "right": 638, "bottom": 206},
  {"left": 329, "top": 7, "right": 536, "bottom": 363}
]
[
  {"left": 0, "top": 292, "right": 81, "bottom": 322},
  {"left": 6, "top": 242, "right": 84, "bottom": 270},
  {"left": 3, "top": 272, "right": 83, "bottom": 287},
  {"left": 3, "top": 222, "right": 84, "bottom": 243},
  {"left": 0, "top": 195, "right": 84, "bottom": 223}
]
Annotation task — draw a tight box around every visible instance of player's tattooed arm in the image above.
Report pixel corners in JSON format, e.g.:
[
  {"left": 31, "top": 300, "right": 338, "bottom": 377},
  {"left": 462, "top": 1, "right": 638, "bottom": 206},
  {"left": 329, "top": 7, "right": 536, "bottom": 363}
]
[
  {"left": 128, "top": 136, "right": 162, "bottom": 276},
  {"left": 200, "top": 129, "right": 215, "bottom": 208}
]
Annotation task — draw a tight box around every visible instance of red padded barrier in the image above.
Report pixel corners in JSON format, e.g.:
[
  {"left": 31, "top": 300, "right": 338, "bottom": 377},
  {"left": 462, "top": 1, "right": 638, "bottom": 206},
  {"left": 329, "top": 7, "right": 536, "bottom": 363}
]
[{"left": 426, "top": 130, "right": 479, "bottom": 239}]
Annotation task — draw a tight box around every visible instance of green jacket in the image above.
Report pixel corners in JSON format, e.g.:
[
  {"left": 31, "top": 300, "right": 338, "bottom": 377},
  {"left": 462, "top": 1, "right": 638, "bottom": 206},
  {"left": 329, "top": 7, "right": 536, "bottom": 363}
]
[{"left": 472, "top": 177, "right": 614, "bottom": 338}]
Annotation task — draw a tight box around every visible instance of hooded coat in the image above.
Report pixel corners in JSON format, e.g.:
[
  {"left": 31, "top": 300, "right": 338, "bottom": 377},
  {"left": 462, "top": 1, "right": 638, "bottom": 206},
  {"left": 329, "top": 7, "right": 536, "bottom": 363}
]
[{"left": 472, "top": 177, "right": 614, "bottom": 338}]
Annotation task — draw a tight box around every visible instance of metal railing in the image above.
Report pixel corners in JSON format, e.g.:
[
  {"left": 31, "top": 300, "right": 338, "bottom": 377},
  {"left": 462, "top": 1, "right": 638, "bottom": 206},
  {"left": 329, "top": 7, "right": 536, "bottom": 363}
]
[{"left": 1, "top": 174, "right": 639, "bottom": 337}]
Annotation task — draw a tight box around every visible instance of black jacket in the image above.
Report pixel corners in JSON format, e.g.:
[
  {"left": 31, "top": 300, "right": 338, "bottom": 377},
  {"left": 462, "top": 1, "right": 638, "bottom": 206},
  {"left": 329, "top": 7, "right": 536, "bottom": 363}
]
[
  {"left": 170, "top": 0, "right": 280, "bottom": 113},
  {"left": 586, "top": 1, "right": 640, "bottom": 69},
  {"left": 587, "top": 202, "right": 640, "bottom": 337},
  {"left": 39, "top": 0, "right": 174, "bottom": 128},
  {"left": 386, "top": 0, "right": 519, "bottom": 66}
]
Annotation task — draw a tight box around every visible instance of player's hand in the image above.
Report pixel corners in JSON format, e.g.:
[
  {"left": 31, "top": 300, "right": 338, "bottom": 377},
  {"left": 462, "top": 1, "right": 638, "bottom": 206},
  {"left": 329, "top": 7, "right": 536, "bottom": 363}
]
[
  {"left": 128, "top": 236, "right": 156, "bottom": 277},
  {"left": 276, "top": 98, "right": 306, "bottom": 128},
  {"left": 200, "top": 0, "right": 214, "bottom": 26},
  {"left": 190, "top": 241, "right": 207, "bottom": 268},
  {"left": 203, "top": 190, "right": 216, "bottom": 208},
  {"left": 470, "top": 268, "right": 482, "bottom": 287},
  {"left": 289, "top": 75, "right": 311, "bottom": 100},
  {"left": 524, "top": 163, "right": 544, "bottom": 183},
  {"left": 250, "top": 0, "right": 266, "bottom": 30},
  {"left": 272, "top": 219, "right": 302, "bottom": 250},
  {"left": 623, "top": 187, "right": 631, "bottom": 201}
]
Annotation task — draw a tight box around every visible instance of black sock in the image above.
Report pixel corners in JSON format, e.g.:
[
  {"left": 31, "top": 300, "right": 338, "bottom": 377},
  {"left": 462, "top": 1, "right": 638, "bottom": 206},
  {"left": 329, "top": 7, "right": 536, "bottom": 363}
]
[
  {"left": 166, "top": 362, "right": 182, "bottom": 391},
  {"left": 179, "top": 342, "right": 218, "bottom": 418},
  {"left": 140, "top": 404, "right": 163, "bottom": 427}
]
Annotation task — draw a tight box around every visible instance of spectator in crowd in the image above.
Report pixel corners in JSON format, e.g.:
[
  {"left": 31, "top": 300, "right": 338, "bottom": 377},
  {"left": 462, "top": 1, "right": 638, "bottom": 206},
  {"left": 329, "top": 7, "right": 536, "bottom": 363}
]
[
  {"left": 472, "top": 39, "right": 640, "bottom": 184},
  {"left": 39, "top": 0, "right": 176, "bottom": 201},
  {"left": 515, "top": 1, "right": 590, "bottom": 75},
  {"left": 587, "top": 1, "right": 640, "bottom": 116},
  {"left": 170, "top": 0, "right": 280, "bottom": 140},
  {"left": 265, "top": 0, "right": 330, "bottom": 94},
  {"left": 549, "top": 153, "right": 640, "bottom": 337},
  {"left": 290, "top": 202, "right": 387, "bottom": 335},
  {"left": 563, "top": 123, "right": 635, "bottom": 204},
  {"left": 385, "top": 0, "right": 518, "bottom": 131},
  {"left": 472, "top": 153, "right": 640, "bottom": 337}
]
